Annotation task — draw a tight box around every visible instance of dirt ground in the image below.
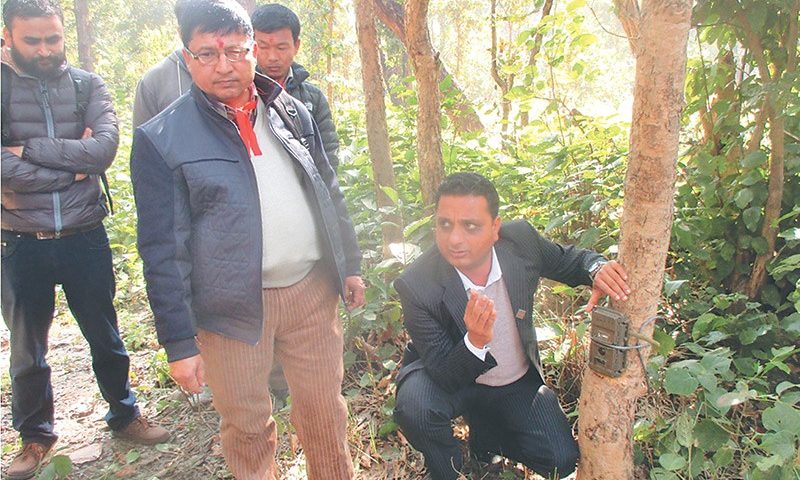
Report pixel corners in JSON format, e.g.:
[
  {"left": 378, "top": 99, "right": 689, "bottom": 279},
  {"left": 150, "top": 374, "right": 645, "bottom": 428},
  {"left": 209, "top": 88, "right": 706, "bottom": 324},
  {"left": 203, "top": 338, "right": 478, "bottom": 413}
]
[{"left": 0, "top": 300, "right": 558, "bottom": 479}]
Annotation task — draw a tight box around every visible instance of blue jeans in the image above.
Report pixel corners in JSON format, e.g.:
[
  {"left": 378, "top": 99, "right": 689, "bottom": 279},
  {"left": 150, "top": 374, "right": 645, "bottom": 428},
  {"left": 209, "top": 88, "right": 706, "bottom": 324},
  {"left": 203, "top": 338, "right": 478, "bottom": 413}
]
[{"left": 1, "top": 225, "right": 139, "bottom": 446}]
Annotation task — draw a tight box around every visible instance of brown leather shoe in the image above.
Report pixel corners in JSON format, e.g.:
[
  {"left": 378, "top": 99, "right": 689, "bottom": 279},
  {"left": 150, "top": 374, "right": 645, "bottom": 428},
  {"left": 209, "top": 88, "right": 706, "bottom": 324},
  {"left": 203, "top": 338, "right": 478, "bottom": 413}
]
[
  {"left": 5, "top": 442, "right": 52, "bottom": 480},
  {"left": 113, "top": 417, "right": 170, "bottom": 445}
]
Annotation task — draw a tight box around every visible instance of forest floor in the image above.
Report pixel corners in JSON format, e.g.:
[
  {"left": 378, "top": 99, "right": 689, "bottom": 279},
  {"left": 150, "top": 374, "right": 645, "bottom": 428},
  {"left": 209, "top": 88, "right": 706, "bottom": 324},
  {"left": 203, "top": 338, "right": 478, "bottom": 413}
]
[{"left": 0, "top": 294, "right": 564, "bottom": 479}]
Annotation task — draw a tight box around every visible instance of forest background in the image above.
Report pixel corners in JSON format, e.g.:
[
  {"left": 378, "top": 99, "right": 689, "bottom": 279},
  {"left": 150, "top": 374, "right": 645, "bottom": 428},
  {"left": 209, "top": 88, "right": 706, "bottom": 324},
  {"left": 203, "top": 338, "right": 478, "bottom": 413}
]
[{"left": 0, "top": 0, "right": 798, "bottom": 479}]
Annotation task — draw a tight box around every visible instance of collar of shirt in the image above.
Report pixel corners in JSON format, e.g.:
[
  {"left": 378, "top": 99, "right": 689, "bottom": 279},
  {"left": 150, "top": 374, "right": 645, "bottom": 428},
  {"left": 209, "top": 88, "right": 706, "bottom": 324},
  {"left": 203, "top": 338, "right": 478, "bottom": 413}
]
[
  {"left": 455, "top": 247, "right": 503, "bottom": 292},
  {"left": 205, "top": 83, "right": 259, "bottom": 125},
  {"left": 281, "top": 66, "right": 294, "bottom": 88}
]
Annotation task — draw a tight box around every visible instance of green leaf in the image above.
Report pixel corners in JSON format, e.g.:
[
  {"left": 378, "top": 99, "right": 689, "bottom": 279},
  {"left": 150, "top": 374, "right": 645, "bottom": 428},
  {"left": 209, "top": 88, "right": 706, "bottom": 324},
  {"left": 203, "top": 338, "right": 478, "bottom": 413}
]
[
  {"left": 659, "top": 453, "right": 686, "bottom": 471},
  {"left": 154, "top": 443, "right": 172, "bottom": 453},
  {"left": 675, "top": 412, "right": 694, "bottom": 447},
  {"left": 785, "top": 313, "right": 800, "bottom": 335},
  {"left": 379, "top": 185, "right": 399, "bottom": 205},
  {"left": 776, "top": 381, "right": 797, "bottom": 396},
  {"left": 358, "top": 372, "right": 372, "bottom": 388},
  {"left": 692, "top": 313, "right": 720, "bottom": 340},
  {"left": 734, "top": 187, "right": 754, "bottom": 209},
  {"left": 652, "top": 328, "right": 675, "bottom": 356},
  {"left": 382, "top": 359, "right": 397, "bottom": 371},
  {"left": 778, "top": 227, "right": 800, "bottom": 241},
  {"left": 125, "top": 449, "right": 141, "bottom": 464},
  {"left": 378, "top": 419, "right": 398, "bottom": 437},
  {"left": 743, "top": 206, "right": 762, "bottom": 232},
  {"left": 756, "top": 454, "right": 785, "bottom": 472},
  {"left": 751, "top": 236, "right": 769, "bottom": 254},
  {"left": 716, "top": 388, "right": 755, "bottom": 408},
  {"left": 52, "top": 455, "right": 72, "bottom": 475},
  {"left": 664, "top": 365, "right": 698, "bottom": 395},
  {"left": 544, "top": 213, "right": 571, "bottom": 233},
  {"left": 760, "top": 431, "right": 796, "bottom": 460},
  {"left": 571, "top": 33, "right": 597, "bottom": 47},
  {"left": 664, "top": 279, "right": 687, "bottom": 297},
  {"left": 770, "top": 254, "right": 800, "bottom": 278},
  {"left": 761, "top": 402, "right": 800, "bottom": 434},
  {"left": 693, "top": 419, "right": 729, "bottom": 452},
  {"left": 700, "top": 348, "right": 732, "bottom": 374},
  {"left": 37, "top": 464, "right": 56, "bottom": 480},
  {"left": 741, "top": 150, "right": 767, "bottom": 168},
  {"left": 712, "top": 446, "right": 734, "bottom": 467},
  {"left": 343, "top": 350, "right": 356, "bottom": 370}
]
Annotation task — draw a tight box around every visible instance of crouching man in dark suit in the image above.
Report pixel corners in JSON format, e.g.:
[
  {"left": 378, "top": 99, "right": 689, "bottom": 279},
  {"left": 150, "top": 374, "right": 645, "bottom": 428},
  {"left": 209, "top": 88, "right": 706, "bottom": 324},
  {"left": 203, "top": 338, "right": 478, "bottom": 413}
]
[{"left": 393, "top": 172, "right": 631, "bottom": 479}]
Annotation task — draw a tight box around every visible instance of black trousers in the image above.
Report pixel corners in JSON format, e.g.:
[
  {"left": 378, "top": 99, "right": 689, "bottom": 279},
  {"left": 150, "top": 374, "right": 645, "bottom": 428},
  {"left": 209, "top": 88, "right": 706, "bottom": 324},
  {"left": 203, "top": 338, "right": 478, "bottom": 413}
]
[
  {"left": 1, "top": 226, "right": 139, "bottom": 445},
  {"left": 394, "top": 367, "right": 578, "bottom": 480}
]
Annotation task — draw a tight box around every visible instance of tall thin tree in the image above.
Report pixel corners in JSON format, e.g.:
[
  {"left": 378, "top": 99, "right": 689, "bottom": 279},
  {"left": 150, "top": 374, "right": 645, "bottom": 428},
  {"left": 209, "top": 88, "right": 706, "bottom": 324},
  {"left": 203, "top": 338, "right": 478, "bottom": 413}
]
[
  {"left": 405, "top": 0, "right": 443, "bottom": 206},
  {"left": 354, "top": 0, "right": 403, "bottom": 253},
  {"left": 577, "top": 1, "right": 692, "bottom": 478},
  {"left": 73, "top": 0, "right": 93, "bottom": 72},
  {"left": 373, "top": 0, "right": 484, "bottom": 134}
]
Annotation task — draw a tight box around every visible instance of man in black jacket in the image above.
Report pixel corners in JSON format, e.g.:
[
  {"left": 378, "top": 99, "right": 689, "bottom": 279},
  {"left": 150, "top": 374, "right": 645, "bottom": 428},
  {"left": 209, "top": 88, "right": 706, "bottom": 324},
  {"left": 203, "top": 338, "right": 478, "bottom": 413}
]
[
  {"left": 251, "top": 3, "right": 341, "bottom": 170},
  {"left": 393, "top": 173, "right": 631, "bottom": 480},
  {"left": 130, "top": 1, "right": 364, "bottom": 478},
  {"left": 1, "top": 1, "right": 168, "bottom": 478}
]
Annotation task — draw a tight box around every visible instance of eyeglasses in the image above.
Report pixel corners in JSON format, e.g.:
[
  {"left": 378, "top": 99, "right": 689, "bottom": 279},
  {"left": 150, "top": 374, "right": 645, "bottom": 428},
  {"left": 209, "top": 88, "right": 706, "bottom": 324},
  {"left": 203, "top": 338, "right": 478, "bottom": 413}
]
[{"left": 184, "top": 43, "right": 253, "bottom": 66}]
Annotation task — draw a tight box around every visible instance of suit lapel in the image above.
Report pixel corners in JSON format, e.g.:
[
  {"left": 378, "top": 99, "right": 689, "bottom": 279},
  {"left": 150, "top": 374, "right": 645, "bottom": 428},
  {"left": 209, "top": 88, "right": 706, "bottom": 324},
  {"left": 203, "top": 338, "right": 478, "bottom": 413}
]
[
  {"left": 496, "top": 242, "right": 530, "bottom": 317},
  {"left": 438, "top": 256, "right": 469, "bottom": 335}
]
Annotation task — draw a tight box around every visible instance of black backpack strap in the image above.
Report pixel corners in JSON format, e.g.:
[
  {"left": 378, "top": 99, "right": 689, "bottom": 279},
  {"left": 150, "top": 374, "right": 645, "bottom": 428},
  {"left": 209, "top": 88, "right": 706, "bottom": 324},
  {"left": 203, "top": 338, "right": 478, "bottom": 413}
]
[
  {"left": 68, "top": 67, "right": 114, "bottom": 215},
  {"left": 68, "top": 67, "right": 92, "bottom": 121},
  {"left": 2, "top": 64, "right": 12, "bottom": 146},
  {"left": 272, "top": 92, "right": 313, "bottom": 151}
]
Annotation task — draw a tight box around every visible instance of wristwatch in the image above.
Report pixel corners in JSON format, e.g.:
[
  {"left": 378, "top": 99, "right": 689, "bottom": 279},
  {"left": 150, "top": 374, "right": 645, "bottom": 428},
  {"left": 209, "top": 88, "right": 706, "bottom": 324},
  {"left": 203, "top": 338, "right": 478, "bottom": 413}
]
[{"left": 588, "top": 260, "right": 607, "bottom": 280}]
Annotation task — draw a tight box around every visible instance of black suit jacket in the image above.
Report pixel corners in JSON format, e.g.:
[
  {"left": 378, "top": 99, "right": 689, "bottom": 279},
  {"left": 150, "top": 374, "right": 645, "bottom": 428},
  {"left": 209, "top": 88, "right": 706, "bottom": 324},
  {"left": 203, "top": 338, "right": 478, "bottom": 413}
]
[{"left": 394, "top": 220, "right": 603, "bottom": 393}]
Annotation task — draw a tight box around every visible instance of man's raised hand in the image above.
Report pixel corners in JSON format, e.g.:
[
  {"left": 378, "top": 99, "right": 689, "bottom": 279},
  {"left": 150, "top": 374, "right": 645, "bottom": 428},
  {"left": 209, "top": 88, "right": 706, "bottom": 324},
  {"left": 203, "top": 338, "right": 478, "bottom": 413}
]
[{"left": 464, "top": 290, "right": 496, "bottom": 348}]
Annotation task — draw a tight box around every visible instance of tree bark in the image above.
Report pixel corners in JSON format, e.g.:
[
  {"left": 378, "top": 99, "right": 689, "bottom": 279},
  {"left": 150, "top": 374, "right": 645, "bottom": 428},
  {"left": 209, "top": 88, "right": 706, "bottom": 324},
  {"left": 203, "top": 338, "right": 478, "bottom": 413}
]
[
  {"left": 405, "top": 0, "right": 444, "bottom": 206},
  {"left": 73, "top": 0, "right": 94, "bottom": 72},
  {"left": 739, "top": 1, "right": 798, "bottom": 298},
  {"left": 577, "top": 1, "right": 692, "bottom": 478},
  {"left": 490, "top": 0, "right": 511, "bottom": 133},
  {"left": 373, "top": 0, "right": 484, "bottom": 133},
  {"left": 354, "top": 0, "right": 403, "bottom": 252}
]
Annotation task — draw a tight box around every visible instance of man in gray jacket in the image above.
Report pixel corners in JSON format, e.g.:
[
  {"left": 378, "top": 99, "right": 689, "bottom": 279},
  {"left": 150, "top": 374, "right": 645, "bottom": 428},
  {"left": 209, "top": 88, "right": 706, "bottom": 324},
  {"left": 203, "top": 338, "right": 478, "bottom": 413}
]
[
  {"left": 131, "top": 0, "right": 193, "bottom": 128},
  {"left": 1, "top": 1, "right": 168, "bottom": 478},
  {"left": 253, "top": 3, "right": 342, "bottom": 170}
]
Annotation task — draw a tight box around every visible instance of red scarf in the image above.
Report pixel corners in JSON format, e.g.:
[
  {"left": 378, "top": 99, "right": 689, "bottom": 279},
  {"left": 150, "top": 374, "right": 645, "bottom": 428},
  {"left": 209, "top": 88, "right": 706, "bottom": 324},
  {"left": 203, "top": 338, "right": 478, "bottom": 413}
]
[{"left": 232, "top": 87, "right": 262, "bottom": 156}]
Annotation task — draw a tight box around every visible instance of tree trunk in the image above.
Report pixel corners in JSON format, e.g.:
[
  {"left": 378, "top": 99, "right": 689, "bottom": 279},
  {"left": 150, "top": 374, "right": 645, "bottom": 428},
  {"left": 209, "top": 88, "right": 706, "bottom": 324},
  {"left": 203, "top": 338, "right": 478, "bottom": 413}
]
[
  {"left": 577, "top": 1, "right": 692, "bottom": 478},
  {"left": 405, "top": 0, "right": 444, "bottom": 206},
  {"left": 73, "top": 0, "right": 94, "bottom": 72},
  {"left": 373, "top": 0, "right": 484, "bottom": 134},
  {"left": 490, "top": 0, "right": 511, "bottom": 133},
  {"left": 519, "top": 0, "right": 553, "bottom": 127},
  {"left": 738, "top": 1, "right": 798, "bottom": 298},
  {"left": 354, "top": 0, "right": 403, "bottom": 252}
]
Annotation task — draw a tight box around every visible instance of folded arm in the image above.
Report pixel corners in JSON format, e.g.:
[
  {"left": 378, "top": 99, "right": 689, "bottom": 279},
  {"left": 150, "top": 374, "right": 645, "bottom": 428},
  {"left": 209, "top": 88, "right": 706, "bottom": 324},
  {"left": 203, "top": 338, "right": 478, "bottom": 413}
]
[{"left": 23, "top": 74, "right": 119, "bottom": 175}]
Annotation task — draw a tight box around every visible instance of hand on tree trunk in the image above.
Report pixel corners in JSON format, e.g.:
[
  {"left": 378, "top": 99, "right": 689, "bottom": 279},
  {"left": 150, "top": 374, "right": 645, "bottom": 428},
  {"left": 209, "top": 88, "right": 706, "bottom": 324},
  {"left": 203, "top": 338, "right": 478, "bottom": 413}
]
[{"left": 586, "top": 260, "right": 630, "bottom": 312}]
